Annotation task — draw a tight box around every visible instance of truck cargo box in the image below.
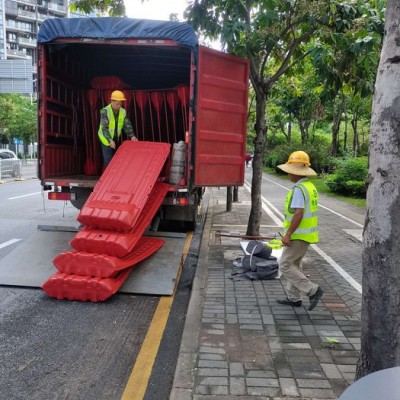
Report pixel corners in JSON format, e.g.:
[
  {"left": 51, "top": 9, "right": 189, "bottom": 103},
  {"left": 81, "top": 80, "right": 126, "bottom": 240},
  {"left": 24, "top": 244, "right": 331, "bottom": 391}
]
[{"left": 37, "top": 17, "right": 249, "bottom": 229}]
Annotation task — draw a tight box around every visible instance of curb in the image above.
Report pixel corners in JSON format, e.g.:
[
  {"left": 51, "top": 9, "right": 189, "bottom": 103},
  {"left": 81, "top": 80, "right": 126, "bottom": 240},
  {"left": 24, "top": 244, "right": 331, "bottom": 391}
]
[{"left": 170, "top": 189, "right": 213, "bottom": 400}]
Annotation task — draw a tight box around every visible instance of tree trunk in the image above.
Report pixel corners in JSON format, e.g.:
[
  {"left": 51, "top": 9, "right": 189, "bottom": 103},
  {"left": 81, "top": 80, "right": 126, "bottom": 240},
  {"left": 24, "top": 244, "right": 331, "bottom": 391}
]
[
  {"left": 299, "top": 120, "right": 307, "bottom": 145},
  {"left": 351, "top": 109, "right": 360, "bottom": 157},
  {"left": 343, "top": 111, "right": 348, "bottom": 151},
  {"left": 246, "top": 91, "right": 266, "bottom": 236},
  {"left": 356, "top": 0, "right": 400, "bottom": 379},
  {"left": 331, "top": 110, "right": 341, "bottom": 156},
  {"left": 287, "top": 116, "right": 292, "bottom": 143}
]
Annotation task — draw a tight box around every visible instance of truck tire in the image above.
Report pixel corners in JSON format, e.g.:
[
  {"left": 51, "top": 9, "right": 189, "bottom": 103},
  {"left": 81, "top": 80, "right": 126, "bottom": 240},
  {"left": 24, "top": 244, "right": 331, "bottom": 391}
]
[
  {"left": 70, "top": 187, "right": 92, "bottom": 210},
  {"left": 189, "top": 208, "right": 197, "bottom": 231},
  {"left": 188, "top": 191, "right": 200, "bottom": 231}
]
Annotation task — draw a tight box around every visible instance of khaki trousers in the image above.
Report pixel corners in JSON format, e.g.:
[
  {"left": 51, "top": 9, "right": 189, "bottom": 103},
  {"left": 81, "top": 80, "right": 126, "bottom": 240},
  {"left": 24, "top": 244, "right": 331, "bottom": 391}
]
[{"left": 279, "top": 240, "right": 318, "bottom": 302}]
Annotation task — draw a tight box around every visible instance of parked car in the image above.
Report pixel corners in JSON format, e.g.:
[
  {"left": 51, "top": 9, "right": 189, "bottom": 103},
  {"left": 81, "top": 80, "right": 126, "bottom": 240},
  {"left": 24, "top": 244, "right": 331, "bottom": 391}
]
[{"left": 0, "top": 149, "right": 22, "bottom": 178}]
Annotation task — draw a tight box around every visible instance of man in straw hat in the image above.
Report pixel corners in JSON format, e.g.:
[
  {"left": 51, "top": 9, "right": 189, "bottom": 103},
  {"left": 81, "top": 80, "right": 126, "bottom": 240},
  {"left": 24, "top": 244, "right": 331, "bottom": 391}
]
[{"left": 276, "top": 151, "right": 324, "bottom": 311}]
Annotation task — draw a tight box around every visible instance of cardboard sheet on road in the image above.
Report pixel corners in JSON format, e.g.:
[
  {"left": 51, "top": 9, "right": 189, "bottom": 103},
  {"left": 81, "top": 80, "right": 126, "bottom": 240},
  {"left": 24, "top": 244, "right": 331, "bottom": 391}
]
[{"left": 0, "top": 231, "right": 186, "bottom": 296}]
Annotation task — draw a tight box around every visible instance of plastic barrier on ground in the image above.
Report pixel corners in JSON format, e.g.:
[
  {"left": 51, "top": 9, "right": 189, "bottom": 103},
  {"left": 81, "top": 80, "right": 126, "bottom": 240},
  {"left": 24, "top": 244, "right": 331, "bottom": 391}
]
[
  {"left": 53, "top": 237, "right": 164, "bottom": 278},
  {"left": 42, "top": 268, "right": 133, "bottom": 302}
]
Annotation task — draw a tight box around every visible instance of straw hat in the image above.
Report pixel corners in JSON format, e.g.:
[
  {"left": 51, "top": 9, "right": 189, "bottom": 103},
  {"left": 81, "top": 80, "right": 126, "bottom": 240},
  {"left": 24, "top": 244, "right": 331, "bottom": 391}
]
[
  {"left": 277, "top": 151, "right": 317, "bottom": 176},
  {"left": 277, "top": 162, "right": 317, "bottom": 176}
]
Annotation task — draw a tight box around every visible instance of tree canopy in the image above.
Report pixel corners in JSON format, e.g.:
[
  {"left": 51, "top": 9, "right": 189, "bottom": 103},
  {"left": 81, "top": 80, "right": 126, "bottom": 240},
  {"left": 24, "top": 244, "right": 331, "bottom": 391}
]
[
  {"left": 0, "top": 95, "right": 36, "bottom": 147},
  {"left": 69, "top": 0, "right": 126, "bottom": 16}
]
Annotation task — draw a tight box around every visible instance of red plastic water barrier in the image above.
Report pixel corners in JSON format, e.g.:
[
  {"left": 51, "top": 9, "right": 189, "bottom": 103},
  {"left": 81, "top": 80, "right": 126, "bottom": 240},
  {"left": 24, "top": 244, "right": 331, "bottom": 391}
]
[
  {"left": 90, "top": 76, "right": 128, "bottom": 90},
  {"left": 71, "top": 182, "right": 169, "bottom": 257},
  {"left": 53, "top": 237, "right": 164, "bottom": 278},
  {"left": 42, "top": 268, "right": 132, "bottom": 302},
  {"left": 77, "top": 141, "right": 170, "bottom": 231}
]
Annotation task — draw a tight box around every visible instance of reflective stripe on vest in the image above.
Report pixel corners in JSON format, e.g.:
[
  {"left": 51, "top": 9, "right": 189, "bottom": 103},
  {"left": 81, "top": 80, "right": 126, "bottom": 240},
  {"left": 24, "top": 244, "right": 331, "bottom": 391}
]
[
  {"left": 98, "top": 104, "right": 126, "bottom": 146},
  {"left": 283, "top": 180, "right": 318, "bottom": 243}
]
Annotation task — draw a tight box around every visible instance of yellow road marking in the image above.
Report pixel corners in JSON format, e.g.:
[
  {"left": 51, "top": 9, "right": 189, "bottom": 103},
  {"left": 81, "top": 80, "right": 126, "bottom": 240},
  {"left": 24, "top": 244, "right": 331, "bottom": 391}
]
[{"left": 121, "top": 232, "right": 193, "bottom": 400}]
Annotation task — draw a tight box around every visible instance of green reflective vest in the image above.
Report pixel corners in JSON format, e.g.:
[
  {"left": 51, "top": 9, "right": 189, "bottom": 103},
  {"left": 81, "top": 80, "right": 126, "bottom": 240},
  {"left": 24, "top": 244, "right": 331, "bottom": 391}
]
[
  {"left": 98, "top": 104, "right": 126, "bottom": 146},
  {"left": 283, "top": 180, "right": 318, "bottom": 243}
]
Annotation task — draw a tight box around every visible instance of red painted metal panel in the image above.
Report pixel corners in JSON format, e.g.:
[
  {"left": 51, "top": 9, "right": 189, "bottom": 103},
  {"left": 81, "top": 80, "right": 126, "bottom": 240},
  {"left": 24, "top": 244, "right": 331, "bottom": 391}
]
[
  {"left": 194, "top": 46, "right": 249, "bottom": 186},
  {"left": 77, "top": 141, "right": 170, "bottom": 231},
  {"left": 71, "top": 182, "right": 169, "bottom": 257},
  {"left": 41, "top": 268, "right": 132, "bottom": 302},
  {"left": 53, "top": 237, "right": 164, "bottom": 278}
]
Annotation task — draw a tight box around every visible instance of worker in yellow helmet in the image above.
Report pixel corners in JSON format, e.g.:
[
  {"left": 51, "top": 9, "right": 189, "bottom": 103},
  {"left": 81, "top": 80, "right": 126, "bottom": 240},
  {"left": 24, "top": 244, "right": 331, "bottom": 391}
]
[
  {"left": 98, "top": 90, "right": 137, "bottom": 168},
  {"left": 276, "top": 151, "right": 324, "bottom": 311}
]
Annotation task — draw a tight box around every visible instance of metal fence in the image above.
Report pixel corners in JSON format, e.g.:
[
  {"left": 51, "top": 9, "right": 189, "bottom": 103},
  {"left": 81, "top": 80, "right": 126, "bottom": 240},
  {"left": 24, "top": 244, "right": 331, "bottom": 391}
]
[{"left": 0, "top": 159, "right": 23, "bottom": 180}]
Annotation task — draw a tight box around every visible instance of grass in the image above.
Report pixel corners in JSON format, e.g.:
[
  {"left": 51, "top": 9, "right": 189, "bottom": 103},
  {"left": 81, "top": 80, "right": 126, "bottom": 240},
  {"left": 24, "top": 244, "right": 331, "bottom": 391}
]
[
  {"left": 311, "top": 177, "right": 366, "bottom": 208},
  {"left": 263, "top": 167, "right": 366, "bottom": 209}
]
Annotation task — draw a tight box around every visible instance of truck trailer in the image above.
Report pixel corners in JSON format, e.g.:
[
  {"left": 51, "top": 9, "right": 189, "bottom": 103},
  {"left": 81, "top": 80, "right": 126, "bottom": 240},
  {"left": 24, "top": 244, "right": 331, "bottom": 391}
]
[{"left": 37, "top": 17, "right": 249, "bottom": 230}]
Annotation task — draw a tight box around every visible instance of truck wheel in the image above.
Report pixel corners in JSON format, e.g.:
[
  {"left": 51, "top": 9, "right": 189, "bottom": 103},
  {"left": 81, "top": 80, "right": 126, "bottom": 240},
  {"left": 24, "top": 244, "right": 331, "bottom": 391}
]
[
  {"left": 189, "top": 210, "right": 197, "bottom": 231},
  {"left": 188, "top": 192, "right": 200, "bottom": 231},
  {"left": 70, "top": 187, "right": 92, "bottom": 210}
]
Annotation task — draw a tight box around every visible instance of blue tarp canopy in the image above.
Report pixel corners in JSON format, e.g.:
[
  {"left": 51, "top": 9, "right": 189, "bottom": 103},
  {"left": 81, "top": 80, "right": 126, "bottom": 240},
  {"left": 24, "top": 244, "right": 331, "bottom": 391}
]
[{"left": 37, "top": 17, "right": 198, "bottom": 51}]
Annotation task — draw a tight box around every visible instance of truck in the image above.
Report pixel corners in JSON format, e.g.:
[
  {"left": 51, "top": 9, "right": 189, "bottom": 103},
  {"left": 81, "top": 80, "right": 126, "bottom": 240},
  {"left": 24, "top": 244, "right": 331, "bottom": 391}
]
[{"left": 37, "top": 17, "right": 249, "bottom": 230}]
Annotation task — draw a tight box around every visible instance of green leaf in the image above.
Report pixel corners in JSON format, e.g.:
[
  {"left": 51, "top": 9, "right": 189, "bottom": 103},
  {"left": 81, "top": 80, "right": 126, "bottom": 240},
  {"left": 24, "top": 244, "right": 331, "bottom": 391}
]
[{"left": 325, "top": 337, "right": 340, "bottom": 344}]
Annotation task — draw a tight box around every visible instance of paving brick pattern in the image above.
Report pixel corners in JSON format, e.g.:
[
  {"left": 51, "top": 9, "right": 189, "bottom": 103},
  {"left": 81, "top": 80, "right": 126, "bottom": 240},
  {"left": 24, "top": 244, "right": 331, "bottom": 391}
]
[{"left": 171, "top": 175, "right": 365, "bottom": 400}]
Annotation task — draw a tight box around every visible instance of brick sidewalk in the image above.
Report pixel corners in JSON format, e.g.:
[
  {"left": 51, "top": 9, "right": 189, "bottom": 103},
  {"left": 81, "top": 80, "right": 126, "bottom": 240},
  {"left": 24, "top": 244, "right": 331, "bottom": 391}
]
[{"left": 171, "top": 184, "right": 362, "bottom": 400}]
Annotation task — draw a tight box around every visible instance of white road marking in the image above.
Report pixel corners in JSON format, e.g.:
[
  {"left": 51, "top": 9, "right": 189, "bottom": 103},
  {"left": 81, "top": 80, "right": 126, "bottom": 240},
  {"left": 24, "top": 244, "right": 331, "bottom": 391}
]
[
  {"left": 311, "top": 245, "right": 362, "bottom": 293},
  {"left": 8, "top": 192, "right": 41, "bottom": 200},
  {"left": 261, "top": 177, "right": 364, "bottom": 228},
  {"left": 318, "top": 204, "right": 363, "bottom": 228},
  {"left": 244, "top": 179, "right": 363, "bottom": 294},
  {"left": 0, "top": 239, "right": 21, "bottom": 249},
  {"left": 244, "top": 182, "right": 282, "bottom": 226},
  {"left": 343, "top": 229, "right": 363, "bottom": 242}
]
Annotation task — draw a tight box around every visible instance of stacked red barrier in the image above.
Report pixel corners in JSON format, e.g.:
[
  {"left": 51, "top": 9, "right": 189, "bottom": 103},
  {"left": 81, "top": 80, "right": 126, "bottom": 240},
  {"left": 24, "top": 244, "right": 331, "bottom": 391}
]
[{"left": 42, "top": 141, "right": 171, "bottom": 302}]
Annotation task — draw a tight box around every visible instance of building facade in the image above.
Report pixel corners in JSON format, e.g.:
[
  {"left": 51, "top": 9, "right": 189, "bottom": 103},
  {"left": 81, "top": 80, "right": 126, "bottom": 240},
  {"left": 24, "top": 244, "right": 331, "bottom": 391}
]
[
  {"left": 2, "top": 0, "right": 69, "bottom": 78},
  {"left": 0, "top": 0, "right": 93, "bottom": 93}
]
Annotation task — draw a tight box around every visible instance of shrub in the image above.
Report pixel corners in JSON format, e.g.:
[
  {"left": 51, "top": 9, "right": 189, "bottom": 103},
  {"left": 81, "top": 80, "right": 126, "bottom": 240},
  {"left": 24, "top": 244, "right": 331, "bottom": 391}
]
[
  {"left": 264, "top": 133, "right": 332, "bottom": 174},
  {"left": 264, "top": 152, "right": 282, "bottom": 168},
  {"left": 344, "top": 180, "right": 367, "bottom": 197},
  {"left": 324, "top": 174, "right": 339, "bottom": 192},
  {"left": 337, "top": 157, "right": 368, "bottom": 181},
  {"left": 324, "top": 157, "right": 368, "bottom": 197},
  {"left": 267, "top": 132, "right": 288, "bottom": 148}
]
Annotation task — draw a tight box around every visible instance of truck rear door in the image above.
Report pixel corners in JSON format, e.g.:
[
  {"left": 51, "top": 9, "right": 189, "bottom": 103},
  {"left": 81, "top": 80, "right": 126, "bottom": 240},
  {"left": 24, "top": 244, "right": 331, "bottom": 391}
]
[{"left": 194, "top": 46, "right": 249, "bottom": 186}]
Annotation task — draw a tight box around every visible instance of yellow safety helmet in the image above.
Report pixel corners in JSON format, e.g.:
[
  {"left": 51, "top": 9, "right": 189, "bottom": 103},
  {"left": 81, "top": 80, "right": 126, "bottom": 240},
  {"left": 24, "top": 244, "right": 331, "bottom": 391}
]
[
  {"left": 286, "top": 151, "right": 311, "bottom": 166},
  {"left": 110, "top": 90, "right": 126, "bottom": 101}
]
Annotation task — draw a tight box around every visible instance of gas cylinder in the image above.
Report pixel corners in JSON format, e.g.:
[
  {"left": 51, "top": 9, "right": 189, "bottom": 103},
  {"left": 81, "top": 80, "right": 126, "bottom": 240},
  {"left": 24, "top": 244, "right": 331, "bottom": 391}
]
[{"left": 169, "top": 141, "right": 186, "bottom": 185}]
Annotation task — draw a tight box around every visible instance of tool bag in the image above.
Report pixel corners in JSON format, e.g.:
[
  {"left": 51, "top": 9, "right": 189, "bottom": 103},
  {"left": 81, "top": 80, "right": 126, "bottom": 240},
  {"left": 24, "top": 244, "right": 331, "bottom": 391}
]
[
  {"left": 246, "top": 240, "right": 272, "bottom": 259},
  {"left": 232, "top": 254, "right": 278, "bottom": 281}
]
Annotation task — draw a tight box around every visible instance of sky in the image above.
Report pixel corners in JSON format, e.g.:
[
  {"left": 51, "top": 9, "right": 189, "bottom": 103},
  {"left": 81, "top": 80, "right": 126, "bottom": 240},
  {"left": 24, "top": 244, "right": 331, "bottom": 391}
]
[
  {"left": 124, "top": 0, "right": 221, "bottom": 50},
  {"left": 125, "top": 0, "right": 188, "bottom": 21}
]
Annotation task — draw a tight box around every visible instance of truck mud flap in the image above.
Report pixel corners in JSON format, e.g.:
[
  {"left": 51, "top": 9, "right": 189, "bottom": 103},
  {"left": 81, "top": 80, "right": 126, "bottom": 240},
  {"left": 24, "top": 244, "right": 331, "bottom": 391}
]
[
  {"left": 53, "top": 237, "right": 164, "bottom": 278},
  {"left": 77, "top": 141, "right": 170, "bottom": 231},
  {"left": 42, "top": 268, "right": 133, "bottom": 302},
  {"left": 71, "top": 182, "right": 169, "bottom": 257}
]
